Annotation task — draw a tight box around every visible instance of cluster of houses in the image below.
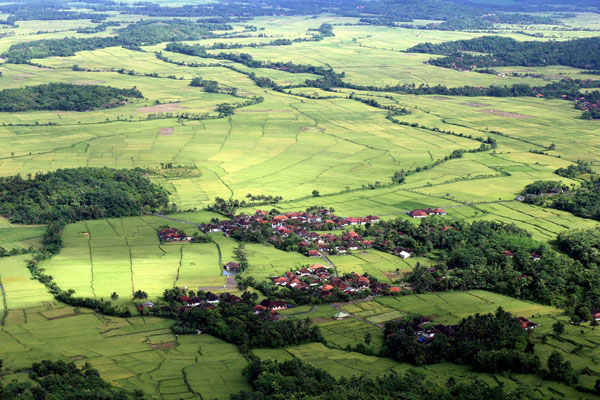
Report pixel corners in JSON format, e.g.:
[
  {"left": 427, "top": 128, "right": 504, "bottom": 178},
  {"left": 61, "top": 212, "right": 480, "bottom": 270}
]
[
  {"left": 158, "top": 227, "right": 190, "bottom": 242},
  {"left": 576, "top": 95, "right": 600, "bottom": 114},
  {"left": 409, "top": 208, "right": 447, "bottom": 219},
  {"left": 271, "top": 264, "right": 402, "bottom": 297},
  {"left": 138, "top": 291, "right": 241, "bottom": 313},
  {"left": 200, "top": 209, "right": 380, "bottom": 256},
  {"left": 253, "top": 299, "right": 289, "bottom": 315}
]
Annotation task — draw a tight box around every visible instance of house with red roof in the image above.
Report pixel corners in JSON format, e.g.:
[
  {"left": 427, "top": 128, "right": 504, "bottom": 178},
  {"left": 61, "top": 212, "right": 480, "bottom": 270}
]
[{"left": 411, "top": 210, "right": 428, "bottom": 218}]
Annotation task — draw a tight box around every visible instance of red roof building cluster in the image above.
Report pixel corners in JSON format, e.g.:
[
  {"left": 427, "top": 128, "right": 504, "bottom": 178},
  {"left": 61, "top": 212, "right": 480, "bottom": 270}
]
[
  {"left": 271, "top": 264, "right": 401, "bottom": 298},
  {"left": 200, "top": 209, "right": 380, "bottom": 256},
  {"left": 158, "top": 228, "right": 187, "bottom": 242},
  {"left": 410, "top": 208, "right": 447, "bottom": 218}
]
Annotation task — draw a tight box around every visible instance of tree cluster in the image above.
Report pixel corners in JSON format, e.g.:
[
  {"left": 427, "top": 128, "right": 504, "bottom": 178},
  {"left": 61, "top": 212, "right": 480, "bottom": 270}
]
[
  {"left": 0, "top": 360, "right": 145, "bottom": 399},
  {"left": 384, "top": 308, "right": 539, "bottom": 372},
  {"left": 408, "top": 36, "right": 600, "bottom": 70},
  {"left": 0, "top": 83, "right": 142, "bottom": 112},
  {"left": 0, "top": 167, "right": 169, "bottom": 224},
  {"left": 356, "top": 218, "right": 600, "bottom": 313}
]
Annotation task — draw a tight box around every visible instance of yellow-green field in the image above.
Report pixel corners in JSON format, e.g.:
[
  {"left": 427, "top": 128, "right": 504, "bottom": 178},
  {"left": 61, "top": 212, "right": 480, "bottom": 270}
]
[{"left": 1, "top": 7, "right": 600, "bottom": 400}]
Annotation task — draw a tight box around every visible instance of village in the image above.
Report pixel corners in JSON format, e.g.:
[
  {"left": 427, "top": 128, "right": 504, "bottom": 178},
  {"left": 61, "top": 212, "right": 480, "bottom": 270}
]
[
  {"left": 157, "top": 208, "right": 447, "bottom": 259},
  {"left": 271, "top": 263, "right": 401, "bottom": 297}
]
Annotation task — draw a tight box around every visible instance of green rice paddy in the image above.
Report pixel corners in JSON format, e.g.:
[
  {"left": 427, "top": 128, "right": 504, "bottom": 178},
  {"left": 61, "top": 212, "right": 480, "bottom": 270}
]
[{"left": 1, "top": 9, "right": 600, "bottom": 399}]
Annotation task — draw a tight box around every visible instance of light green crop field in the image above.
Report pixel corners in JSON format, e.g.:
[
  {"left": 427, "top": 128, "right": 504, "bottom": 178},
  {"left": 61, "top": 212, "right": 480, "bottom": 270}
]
[
  {"left": 340, "top": 290, "right": 561, "bottom": 325},
  {"left": 1, "top": 7, "right": 600, "bottom": 399},
  {"left": 0, "top": 255, "right": 54, "bottom": 313},
  {"left": 0, "top": 303, "right": 249, "bottom": 399},
  {"left": 39, "top": 215, "right": 231, "bottom": 300},
  {"left": 253, "top": 342, "right": 589, "bottom": 399}
]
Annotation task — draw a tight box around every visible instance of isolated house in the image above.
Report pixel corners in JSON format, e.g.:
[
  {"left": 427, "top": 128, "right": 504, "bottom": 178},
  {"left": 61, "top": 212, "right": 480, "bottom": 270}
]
[
  {"left": 517, "top": 317, "right": 538, "bottom": 330},
  {"left": 411, "top": 210, "right": 428, "bottom": 218},
  {"left": 224, "top": 261, "right": 240, "bottom": 272},
  {"left": 260, "top": 299, "right": 288, "bottom": 311},
  {"left": 206, "top": 292, "right": 220, "bottom": 304},
  {"left": 398, "top": 250, "right": 411, "bottom": 259}
]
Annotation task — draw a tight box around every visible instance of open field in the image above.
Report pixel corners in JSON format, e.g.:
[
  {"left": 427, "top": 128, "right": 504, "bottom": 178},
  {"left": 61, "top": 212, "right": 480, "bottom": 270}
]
[
  {"left": 253, "top": 342, "right": 590, "bottom": 399},
  {"left": 0, "top": 303, "right": 249, "bottom": 399},
  {"left": 0, "top": 18, "right": 597, "bottom": 210},
  {"left": 40, "top": 215, "right": 229, "bottom": 300},
  {"left": 358, "top": 290, "right": 562, "bottom": 325}
]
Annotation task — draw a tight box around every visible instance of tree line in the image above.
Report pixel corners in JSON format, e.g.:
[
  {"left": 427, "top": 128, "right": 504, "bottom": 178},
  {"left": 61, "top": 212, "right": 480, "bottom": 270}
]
[
  {"left": 2, "top": 20, "right": 231, "bottom": 63},
  {"left": 408, "top": 36, "right": 600, "bottom": 70},
  {"left": 144, "top": 288, "right": 322, "bottom": 352}
]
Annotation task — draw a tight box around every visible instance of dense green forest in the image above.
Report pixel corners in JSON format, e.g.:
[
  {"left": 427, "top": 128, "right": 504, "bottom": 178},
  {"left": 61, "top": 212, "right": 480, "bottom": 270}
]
[
  {"left": 232, "top": 358, "right": 540, "bottom": 400},
  {"left": 0, "top": 83, "right": 142, "bottom": 112},
  {"left": 557, "top": 227, "right": 600, "bottom": 268},
  {"left": 2, "top": 20, "right": 230, "bottom": 63},
  {"left": 0, "top": 360, "right": 145, "bottom": 399},
  {"left": 384, "top": 308, "right": 540, "bottom": 372},
  {"left": 0, "top": 168, "right": 169, "bottom": 224},
  {"left": 408, "top": 36, "right": 600, "bottom": 70}
]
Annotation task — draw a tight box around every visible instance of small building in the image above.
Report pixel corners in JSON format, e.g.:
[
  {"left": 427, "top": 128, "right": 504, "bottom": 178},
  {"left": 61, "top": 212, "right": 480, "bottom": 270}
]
[
  {"left": 224, "top": 261, "right": 240, "bottom": 273},
  {"left": 307, "top": 250, "right": 320, "bottom": 257},
  {"left": 411, "top": 210, "right": 428, "bottom": 218},
  {"left": 517, "top": 317, "right": 538, "bottom": 330},
  {"left": 334, "top": 311, "right": 351, "bottom": 320},
  {"left": 398, "top": 250, "right": 411, "bottom": 259},
  {"left": 206, "top": 292, "right": 220, "bottom": 304},
  {"left": 187, "top": 297, "right": 201, "bottom": 307}
]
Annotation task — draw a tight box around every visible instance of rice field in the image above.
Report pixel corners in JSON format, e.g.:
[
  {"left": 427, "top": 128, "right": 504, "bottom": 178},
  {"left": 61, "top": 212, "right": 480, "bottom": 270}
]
[
  {"left": 252, "top": 342, "right": 589, "bottom": 399},
  {"left": 0, "top": 303, "right": 249, "bottom": 399},
  {"left": 1, "top": 9, "right": 600, "bottom": 399},
  {"left": 39, "top": 215, "right": 230, "bottom": 300},
  {"left": 341, "top": 290, "right": 561, "bottom": 325}
]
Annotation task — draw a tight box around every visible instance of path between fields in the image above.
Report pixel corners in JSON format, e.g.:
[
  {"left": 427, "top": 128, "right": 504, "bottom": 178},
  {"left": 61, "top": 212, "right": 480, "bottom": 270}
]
[
  {"left": 330, "top": 296, "right": 383, "bottom": 328},
  {"left": 0, "top": 274, "right": 7, "bottom": 327},
  {"left": 320, "top": 254, "right": 338, "bottom": 277},
  {"left": 282, "top": 296, "right": 382, "bottom": 329}
]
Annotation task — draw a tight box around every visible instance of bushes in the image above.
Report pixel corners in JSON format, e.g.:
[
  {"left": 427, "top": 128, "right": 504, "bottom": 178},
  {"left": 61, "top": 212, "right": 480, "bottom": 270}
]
[{"left": 474, "top": 349, "right": 541, "bottom": 373}]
